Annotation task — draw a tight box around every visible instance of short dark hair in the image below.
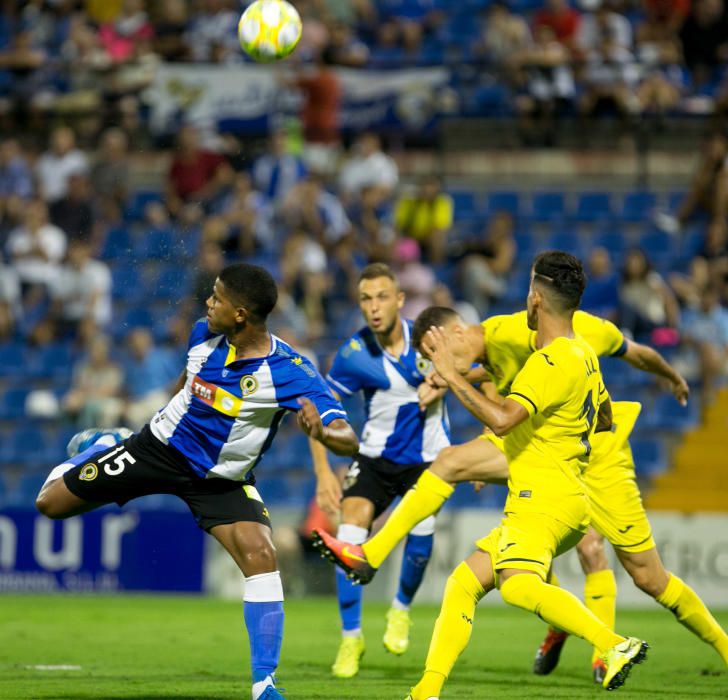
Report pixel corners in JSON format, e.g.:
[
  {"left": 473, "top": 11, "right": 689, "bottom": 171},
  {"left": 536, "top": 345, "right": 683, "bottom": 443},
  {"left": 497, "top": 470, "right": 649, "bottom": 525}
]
[
  {"left": 532, "top": 250, "right": 587, "bottom": 313},
  {"left": 219, "top": 263, "right": 278, "bottom": 324},
  {"left": 412, "top": 306, "right": 459, "bottom": 350},
  {"left": 359, "top": 262, "right": 396, "bottom": 284}
]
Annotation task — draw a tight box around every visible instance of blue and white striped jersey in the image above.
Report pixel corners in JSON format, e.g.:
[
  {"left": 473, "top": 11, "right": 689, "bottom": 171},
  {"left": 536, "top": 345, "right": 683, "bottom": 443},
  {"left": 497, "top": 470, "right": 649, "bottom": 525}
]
[
  {"left": 150, "top": 320, "right": 347, "bottom": 481},
  {"left": 326, "top": 319, "right": 450, "bottom": 464}
]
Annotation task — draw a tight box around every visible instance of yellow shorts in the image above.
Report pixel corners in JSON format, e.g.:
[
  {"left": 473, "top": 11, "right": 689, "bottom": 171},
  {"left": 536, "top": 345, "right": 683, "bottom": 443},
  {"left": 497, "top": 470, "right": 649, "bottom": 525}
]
[
  {"left": 479, "top": 430, "right": 504, "bottom": 451},
  {"left": 476, "top": 505, "right": 587, "bottom": 582}
]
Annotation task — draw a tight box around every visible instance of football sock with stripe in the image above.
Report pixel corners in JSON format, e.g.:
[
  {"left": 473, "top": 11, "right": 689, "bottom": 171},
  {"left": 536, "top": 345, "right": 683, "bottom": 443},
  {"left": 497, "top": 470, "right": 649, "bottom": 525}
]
[
  {"left": 396, "top": 530, "right": 435, "bottom": 608},
  {"left": 500, "top": 573, "right": 624, "bottom": 654},
  {"left": 412, "top": 562, "right": 485, "bottom": 699},
  {"left": 363, "top": 471, "right": 453, "bottom": 569},
  {"left": 243, "top": 571, "right": 284, "bottom": 699},
  {"left": 336, "top": 524, "right": 368, "bottom": 635},
  {"left": 584, "top": 569, "right": 617, "bottom": 663},
  {"left": 656, "top": 573, "right": 728, "bottom": 664}
]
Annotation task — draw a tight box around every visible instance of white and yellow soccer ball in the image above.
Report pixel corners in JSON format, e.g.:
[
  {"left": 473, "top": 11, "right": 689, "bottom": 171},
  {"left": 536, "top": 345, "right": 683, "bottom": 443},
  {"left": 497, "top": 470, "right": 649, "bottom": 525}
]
[{"left": 238, "top": 0, "right": 303, "bottom": 63}]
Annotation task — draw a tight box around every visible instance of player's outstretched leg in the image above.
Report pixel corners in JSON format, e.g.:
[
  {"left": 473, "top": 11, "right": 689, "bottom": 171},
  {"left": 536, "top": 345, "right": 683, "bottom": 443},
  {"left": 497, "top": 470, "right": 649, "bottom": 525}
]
[
  {"left": 332, "top": 524, "right": 367, "bottom": 678},
  {"left": 533, "top": 570, "right": 569, "bottom": 676},
  {"left": 66, "top": 427, "right": 133, "bottom": 458},
  {"left": 384, "top": 517, "right": 435, "bottom": 655},
  {"left": 617, "top": 547, "right": 728, "bottom": 666}
]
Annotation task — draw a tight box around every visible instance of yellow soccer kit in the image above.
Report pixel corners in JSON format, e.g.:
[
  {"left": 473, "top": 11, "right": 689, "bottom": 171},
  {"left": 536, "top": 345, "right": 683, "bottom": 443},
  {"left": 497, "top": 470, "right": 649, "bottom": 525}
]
[
  {"left": 476, "top": 336, "right": 605, "bottom": 581},
  {"left": 479, "top": 310, "right": 654, "bottom": 553}
]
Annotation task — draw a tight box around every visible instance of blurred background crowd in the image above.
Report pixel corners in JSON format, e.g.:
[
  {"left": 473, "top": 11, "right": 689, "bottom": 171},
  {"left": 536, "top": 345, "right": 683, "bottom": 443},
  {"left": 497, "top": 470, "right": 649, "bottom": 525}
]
[{"left": 0, "top": 0, "right": 727, "bottom": 513}]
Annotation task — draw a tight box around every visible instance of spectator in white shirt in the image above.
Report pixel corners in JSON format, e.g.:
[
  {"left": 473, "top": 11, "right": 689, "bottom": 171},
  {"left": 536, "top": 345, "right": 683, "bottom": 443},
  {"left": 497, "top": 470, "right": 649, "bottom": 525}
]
[
  {"left": 51, "top": 239, "right": 112, "bottom": 337},
  {"left": 338, "top": 132, "right": 399, "bottom": 209},
  {"left": 252, "top": 130, "right": 307, "bottom": 204},
  {"left": 6, "top": 199, "right": 67, "bottom": 290},
  {"left": 35, "top": 126, "right": 89, "bottom": 203},
  {"left": 186, "top": 0, "right": 239, "bottom": 63},
  {"left": 0, "top": 255, "right": 20, "bottom": 339}
]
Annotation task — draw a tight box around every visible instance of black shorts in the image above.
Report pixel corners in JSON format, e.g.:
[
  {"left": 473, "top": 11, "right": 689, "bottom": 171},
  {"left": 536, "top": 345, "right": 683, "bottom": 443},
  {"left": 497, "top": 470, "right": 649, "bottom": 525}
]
[
  {"left": 63, "top": 426, "right": 271, "bottom": 532},
  {"left": 341, "top": 453, "right": 430, "bottom": 520}
]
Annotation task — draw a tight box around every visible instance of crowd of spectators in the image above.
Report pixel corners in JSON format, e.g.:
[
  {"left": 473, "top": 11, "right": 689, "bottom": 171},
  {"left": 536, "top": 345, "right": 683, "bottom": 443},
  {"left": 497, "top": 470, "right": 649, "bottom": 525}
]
[{"left": 1, "top": 0, "right": 728, "bottom": 141}]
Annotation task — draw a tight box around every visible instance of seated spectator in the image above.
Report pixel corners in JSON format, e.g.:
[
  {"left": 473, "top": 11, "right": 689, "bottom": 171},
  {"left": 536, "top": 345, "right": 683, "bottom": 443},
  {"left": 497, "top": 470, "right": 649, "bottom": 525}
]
[
  {"left": 252, "top": 130, "right": 307, "bottom": 204},
  {"left": 123, "top": 327, "right": 180, "bottom": 429},
  {"left": 186, "top": 0, "right": 240, "bottom": 63},
  {"left": 576, "top": 2, "right": 632, "bottom": 56},
  {"left": 6, "top": 199, "right": 67, "bottom": 291},
  {"left": 393, "top": 175, "right": 453, "bottom": 263},
  {"left": 377, "top": 0, "right": 444, "bottom": 54},
  {"left": 90, "top": 128, "right": 131, "bottom": 217},
  {"left": 0, "top": 255, "right": 20, "bottom": 339},
  {"left": 620, "top": 248, "right": 680, "bottom": 340},
  {"left": 457, "top": 211, "right": 516, "bottom": 316},
  {"left": 533, "top": 0, "right": 582, "bottom": 51},
  {"left": 63, "top": 334, "right": 124, "bottom": 428},
  {"left": 670, "top": 255, "right": 711, "bottom": 308},
  {"left": 393, "top": 237, "right": 436, "bottom": 320},
  {"left": 581, "top": 246, "right": 620, "bottom": 320},
  {"left": 283, "top": 174, "right": 352, "bottom": 247},
  {"left": 153, "top": 0, "right": 191, "bottom": 61},
  {"left": 478, "top": 1, "right": 532, "bottom": 75},
  {"left": 636, "top": 0, "right": 686, "bottom": 65},
  {"left": 679, "top": 0, "right": 728, "bottom": 88},
  {"left": 655, "top": 132, "right": 728, "bottom": 235},
  {"left": 679, "top": 284, "right": 728, "bottom": 404},
  {"left": 339, "top": 132, "right": 399, "bottom": 209},
  {"left": 0, "top": 139, "right": 33, "bottom": 222},
  {"left": 49, "top": 173, "right": 96, "bottom": 243},
  {"left": 166, "top": 125, "right": 227, "bottom": 216},
  {"left": 50, "top": 239, "right": 112, "bottom": 339},
  {"left": 322, "top": 22, "right": 370, "bottom": 67},
  {"left": 35, "top": 126, "right": 89, "bottom": 204},
  {"left": 0, "top": 29, "right": 48, "bottom": 109},
  {"left": 98, "top": 0, "right": 154, "bottom": 64},
  {"left": 219, "top": 172, "right": 272, "bottom": 255}
]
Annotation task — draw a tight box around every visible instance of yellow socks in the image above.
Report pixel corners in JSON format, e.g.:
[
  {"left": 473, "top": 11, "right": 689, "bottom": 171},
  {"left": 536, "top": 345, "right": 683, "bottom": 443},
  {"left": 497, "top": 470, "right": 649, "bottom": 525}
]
[
  {"left": 657, "top": 573, "right": 728, "bottom": 664},
  {"left": 500, "top": 573, "right": 624, "bottom": 654},
  {"left": 363, "top": 470, "right": 453, "bottom": 569},
  {"left": 584, "top": 570, "right": 617, "bottom": 663},
  {"left": 411, "top": 562, "right": 485, "bottom": 699}
]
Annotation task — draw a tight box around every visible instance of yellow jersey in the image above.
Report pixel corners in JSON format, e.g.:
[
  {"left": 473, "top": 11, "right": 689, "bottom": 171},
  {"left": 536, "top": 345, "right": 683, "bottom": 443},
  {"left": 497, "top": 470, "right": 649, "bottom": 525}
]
[
  {"left": 481, "top": 310, "right": 626, "bottom": 396},
  {"left": 394, "top": 193, "right": 454, "bottom": 241},
  {"left": 504, "top": 335, "right": 607, "bottom": 521}
]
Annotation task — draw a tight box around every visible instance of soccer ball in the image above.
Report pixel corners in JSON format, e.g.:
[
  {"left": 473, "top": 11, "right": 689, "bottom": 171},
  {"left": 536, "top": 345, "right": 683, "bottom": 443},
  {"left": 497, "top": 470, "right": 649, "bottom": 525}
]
[{"left": 238, "top": 0, "right": 303, "bottom": 63}]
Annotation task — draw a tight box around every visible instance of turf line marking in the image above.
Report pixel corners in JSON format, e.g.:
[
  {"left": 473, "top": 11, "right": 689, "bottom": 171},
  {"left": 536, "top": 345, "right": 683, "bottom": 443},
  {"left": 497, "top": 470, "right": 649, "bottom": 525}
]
[{"left": 26, "top": 665, "right": 83, "bottom": 671}]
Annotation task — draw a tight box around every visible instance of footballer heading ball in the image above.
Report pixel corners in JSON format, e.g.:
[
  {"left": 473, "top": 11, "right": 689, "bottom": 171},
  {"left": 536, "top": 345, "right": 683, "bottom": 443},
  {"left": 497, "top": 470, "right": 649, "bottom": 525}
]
[{"left": 238, "top": 0, "right": 303, "bottom": 62}]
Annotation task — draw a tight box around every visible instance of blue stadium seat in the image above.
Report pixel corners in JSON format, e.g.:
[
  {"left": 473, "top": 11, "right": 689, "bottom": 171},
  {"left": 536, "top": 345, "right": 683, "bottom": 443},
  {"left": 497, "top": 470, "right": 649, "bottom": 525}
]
[
  {"left": 639, "top": 228, "right": 678, "bottom": 265},
  {"left": 530, "top": 192, "right": 566, "bottom": 222},
  {"left": 0, "top": 341, "right": 25, "bottom": 377},
  {"left": 121, "top": 306, "right": 156, "bottom": 330},
  {"left": 28, "top": 342, "right": 73, "bottom": 381},
  {"left": 574, "top": 191, "right": 613, "bottom": 222},
  {"left": 667, "top": 191, "right": 685, "bottom": 213},
  {"left": 148, "top": 265, "right": 192, "bottom": 300},
  {"left": 100, "top": 226, "right": 134, "bottom": 260},
  {"left": 5, "top": 473, "right": 48, "bottom": 507},
  {"left": 619, "top": 191, "right": 656, "bottom": 223},
  {"left": 593, "top": 228, "right": 627, "bottom": 260},
  {"left": 257, "top": 479, "right": 290, "bottom": 505},
  {"left": 514, "top": 228, "right": 536, "bottom": 258},
  {"left": 143, "top": 227, "right": 178, "bottom": 260},
  {"left": 7, "top": 427, "right": 51, "bottom": 466},
  {"left": 112, "top": 264, "right": 143, "bottom": 302},
  {"left": 631, "top": 438, "right": 667, "bottom": 478},
  {"left": 546, "top": 230, "right": 587, "bottom": 258},
  {"left": 124, "top": 190, "right": 163, "bottom": 222},
  {"left": 645, "top": 394, "right": 699, "bottom": 431},
  {"left": 449, "top": 190, "right": 477, "bottom": 219},
  {"left": 0, "top": 388, "right": 29, "bottom": 419},
  {"left": 681, "top": 225, "right": 705, "bottom": 259},
  {"left": 485, "top": 191, "right": 520, "bottom": 217}
]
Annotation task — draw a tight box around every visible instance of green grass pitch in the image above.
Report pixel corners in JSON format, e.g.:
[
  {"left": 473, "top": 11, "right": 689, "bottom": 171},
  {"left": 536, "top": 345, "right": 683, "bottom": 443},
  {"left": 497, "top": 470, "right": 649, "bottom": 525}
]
[{"left": 1, "top": 595, "right": 725, "bottom": 699}]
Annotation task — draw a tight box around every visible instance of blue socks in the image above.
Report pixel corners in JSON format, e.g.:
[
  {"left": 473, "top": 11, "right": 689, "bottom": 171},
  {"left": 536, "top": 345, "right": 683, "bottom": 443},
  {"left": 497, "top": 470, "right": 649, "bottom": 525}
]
[
  {"left": 336, "top": 524, "right": 368, "bottom": 634},
  {"left": 395, "top": 532, "right": 434, "bottom": 607},
  {"left": 243, "top": 572, "right": 284, "bottom": 691}
]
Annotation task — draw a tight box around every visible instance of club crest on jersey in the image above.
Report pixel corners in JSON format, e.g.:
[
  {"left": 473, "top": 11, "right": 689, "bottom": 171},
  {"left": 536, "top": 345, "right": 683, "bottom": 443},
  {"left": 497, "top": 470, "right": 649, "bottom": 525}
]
[
  {"left": 79, "top": 463, "right": 98, "bottom": 481},
  {"left": 241, "top": 375, "right": 259, "bottom": 397}
]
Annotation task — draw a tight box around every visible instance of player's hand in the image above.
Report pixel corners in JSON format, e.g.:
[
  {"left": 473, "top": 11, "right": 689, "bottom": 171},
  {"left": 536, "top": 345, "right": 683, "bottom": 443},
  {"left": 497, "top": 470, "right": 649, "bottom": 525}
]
[
  {"left": 316, "top": 469, "right": 342, "bottom": 517},
  {"left": 671, "top": 375, "right": 689, "bottom": 406},
  {"left": 297, "top": 397, "right": 325, "bottom": 441},
  {"left": 425, "top": 370, "right": 448, "bottom": 389},
  {"left": 417, "top": 381, "right": 447, "bottom": 411},
  {"left": 421, "top": 326, "right": 457, "bottom": 383}
]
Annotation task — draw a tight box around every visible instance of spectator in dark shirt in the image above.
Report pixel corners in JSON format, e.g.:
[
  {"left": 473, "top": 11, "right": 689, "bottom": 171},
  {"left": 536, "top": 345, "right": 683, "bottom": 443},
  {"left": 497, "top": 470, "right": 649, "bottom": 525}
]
[
  {"left": 153, "top": 0, "right": 190, "bottom": 61},
  {"left": 49, "top": 173, "right": 95, "bottom": 243},
  {"left": 679, "top": 0, "right": 728, "bottom": 87},
  {"left": 91, "top": 128, "right": 131, "bottom": 216}
]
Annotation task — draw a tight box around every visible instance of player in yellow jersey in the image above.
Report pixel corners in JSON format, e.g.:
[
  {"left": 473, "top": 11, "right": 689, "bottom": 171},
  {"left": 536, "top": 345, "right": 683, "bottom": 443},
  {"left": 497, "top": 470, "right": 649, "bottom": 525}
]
[
  {"left": 314, "top": 286, "right": 728, "bottom": 680},
  {"left": 402, "top": 251, "right": 647, "bottom": 697}
]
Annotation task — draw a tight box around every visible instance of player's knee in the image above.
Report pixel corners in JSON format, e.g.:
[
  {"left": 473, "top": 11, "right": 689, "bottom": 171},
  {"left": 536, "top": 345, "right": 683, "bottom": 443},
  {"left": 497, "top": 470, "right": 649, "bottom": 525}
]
[
  {"left": 630, "top": 566, "right": 661, "bottom": 597},
  {"left": 241, "top": 540, "right": 278, "bottom": 571},
  {"left": 432, "top": 446, "right": 463, "bottom": 482},
  {"left": 576, "top": 534, "right": 608, "bottom": 573},
  {"left": 35, "top": 489, "right": 68, "bottom": 519}
]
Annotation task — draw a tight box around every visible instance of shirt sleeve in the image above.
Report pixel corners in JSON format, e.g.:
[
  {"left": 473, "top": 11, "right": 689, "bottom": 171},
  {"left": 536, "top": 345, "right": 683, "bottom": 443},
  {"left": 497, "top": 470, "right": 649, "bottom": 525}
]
[
  {"left": 433, "top": 194, "right": 454, "bottom": 230},
  {"left": 506, "top": 351, "right": 563, "bottom": 417},
  {"left": 325, "top": 340, "right": 364, "bottom": 396},
  {"left": 575, "top": 311, "right": 627, "bottom": 357},
  {"left": 187, "top": 318, "right": 215, "bottom": 350}
]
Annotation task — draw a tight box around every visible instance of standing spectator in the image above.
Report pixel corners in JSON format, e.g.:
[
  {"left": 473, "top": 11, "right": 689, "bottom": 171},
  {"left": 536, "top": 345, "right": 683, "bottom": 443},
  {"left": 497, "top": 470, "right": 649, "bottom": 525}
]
[
  {"left": 581, "top": 246, "right": 620, "bottom": 320},
  {"left": 252, "top": 130, "right": 307, "bottom": 203},
  {"left": 457, "top": 211, "right": 516, "bottom": 316},
  {"left": 679, "top": 0, "right": 728, "bottom": 88},
  {"left": 35, "top": 126, "right": 89, "bottom": 204},
  {"left": 393, "top": 175, "right": 453, "bottom": 263},
  {"left": 122, "top": 327, "right": 180, "bottom": 429},
  {"left": 91, "top": 127, "right": 131, "bottom": 214},
  {"left": 186, "top": 0, "right": 239, "bottom": 63},
  {"left": 51, "top": 239, "right": 112, "bottom": 338},
  {"left": 0, "top": 139, "right": 33, "bottom": 221},
  {"left": 98, "top": 0, "right": 154, "bottom": 64},
  {"left": 339, "top": 132, "right": 399, "bottom": 209},
  {"left": 620, "top": 248, "right": 680, "bottom": 340},
  {"left": 62, "top": 334, "right": 124, "bottom": 428},
  {"left": 533, "top": 0, "right": 582, "bottom": 50},
  {"left": 6, "top": 199, "right": 67, "bottom": 291},
  {"left": 49, "top": 173, "right": 96, "bottom": 243},
  {"left": 166, "top": 125, "right": 227, "bottom": 216}
]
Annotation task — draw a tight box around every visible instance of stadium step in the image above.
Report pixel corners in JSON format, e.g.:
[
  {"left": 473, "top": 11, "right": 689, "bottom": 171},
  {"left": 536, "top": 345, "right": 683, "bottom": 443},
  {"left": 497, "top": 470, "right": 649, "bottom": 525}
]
[{"left": 644, "top": 388, "right": 728, "bottom": 513}]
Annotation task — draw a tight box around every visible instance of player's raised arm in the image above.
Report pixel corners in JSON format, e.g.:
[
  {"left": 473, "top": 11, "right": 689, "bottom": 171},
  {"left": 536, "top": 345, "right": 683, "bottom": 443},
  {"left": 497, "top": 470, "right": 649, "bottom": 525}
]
[
  {"left": 620, "top": 338, "right": 689, "bottom": 406},
  {"left": 297, "top": 397, "right": 358, "bottom": 456},
  {"left": 421, "top": 326, "right": 529, "bottom": 437}
]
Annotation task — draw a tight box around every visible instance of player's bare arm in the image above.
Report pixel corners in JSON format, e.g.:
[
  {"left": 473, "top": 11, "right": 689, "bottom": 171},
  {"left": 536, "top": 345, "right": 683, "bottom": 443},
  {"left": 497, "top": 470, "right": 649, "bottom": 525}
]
[
  {"left": 621, "top": 339, "right": 689, "bottom": 405},
  {"left": 421, "top": 326, "right": 529, "bottom": 436},
  {"left": 170, "top": 369, "right": 187, "bottom": 396},
  {"left": 596, "top": 396, "right": 613, "bottom": 433},
  {"left": 297, "top": 397, "right": 358, "bottom": 455}
]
